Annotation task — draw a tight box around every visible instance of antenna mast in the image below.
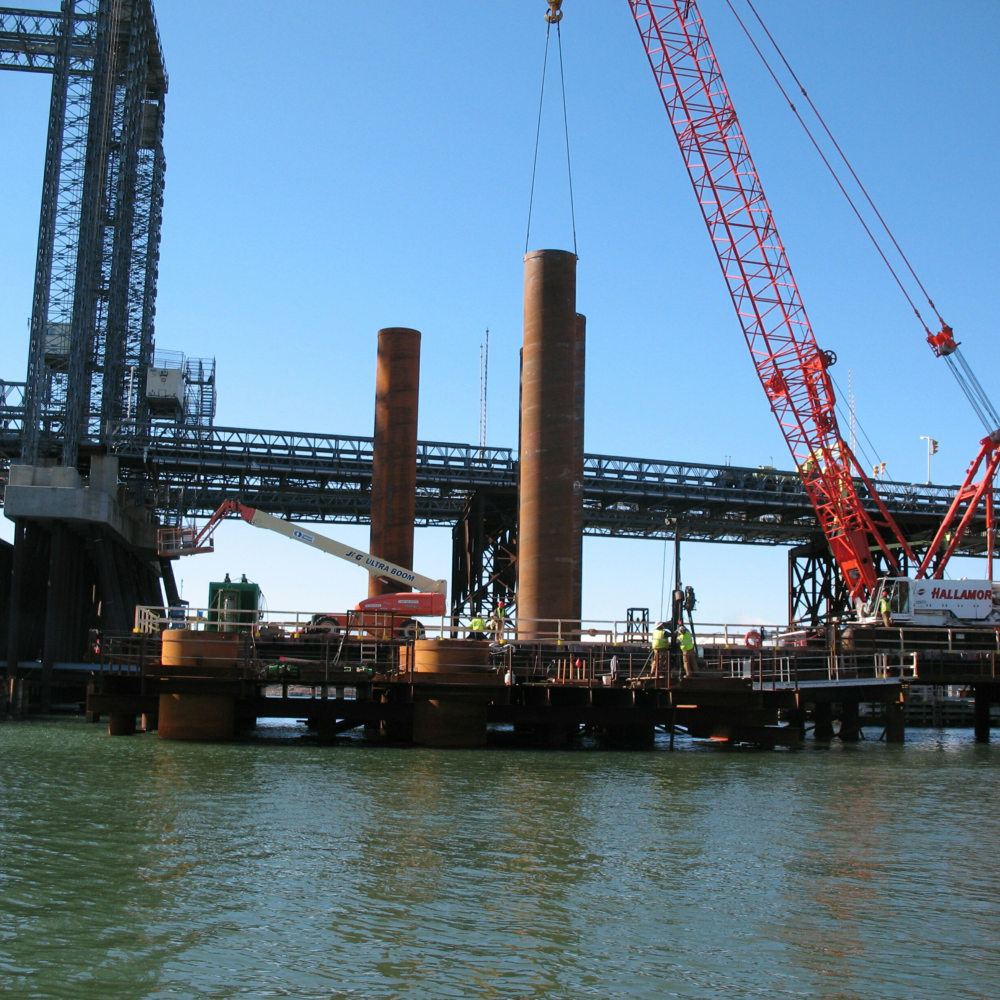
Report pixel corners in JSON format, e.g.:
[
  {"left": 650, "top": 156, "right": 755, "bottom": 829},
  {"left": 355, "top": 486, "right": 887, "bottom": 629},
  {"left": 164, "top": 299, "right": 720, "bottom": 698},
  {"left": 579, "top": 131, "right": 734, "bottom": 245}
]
[{"left": 479, "top": 329, "right": 489, "bottom": 450}]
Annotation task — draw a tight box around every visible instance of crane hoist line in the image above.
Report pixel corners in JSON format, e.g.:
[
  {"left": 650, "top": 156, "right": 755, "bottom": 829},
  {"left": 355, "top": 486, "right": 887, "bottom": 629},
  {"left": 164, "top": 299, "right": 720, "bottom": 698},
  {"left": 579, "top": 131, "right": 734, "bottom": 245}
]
[{"left": 627, "top": 0, "right": 1000, "bottom": 617}]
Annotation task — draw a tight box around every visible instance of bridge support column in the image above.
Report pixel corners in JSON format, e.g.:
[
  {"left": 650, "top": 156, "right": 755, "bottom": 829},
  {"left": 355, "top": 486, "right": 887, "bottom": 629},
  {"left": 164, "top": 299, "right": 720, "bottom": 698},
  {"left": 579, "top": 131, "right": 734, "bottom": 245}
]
[
  {"left": 838, "top": 701, "right": 861, "bottom": 742},
  {"left": 812, "top": 701, "right": 834, "bottom": 740},
  {"left": 108, "top": 712, "right": 137, "bottom": 736},
  {"left": 158, "top": 694, "right": 236, "bottom": 741},
  {"left": 412, "top": 696, "right": 487, "bottom": 747},
  {"left": 6, "top": 520, "right": 49, "bottom": 679},
  {"left": 885, "top": 698, "right": 905, "bottom": 743},
  {"left": 450, "top": 487, "right": 517, "bottom": 623},
  {"left": 41, "top": 522, "right": 82, "bottom": 711},
  {"left": 785, "top": 705, "right": 807, "bottom": 743}
]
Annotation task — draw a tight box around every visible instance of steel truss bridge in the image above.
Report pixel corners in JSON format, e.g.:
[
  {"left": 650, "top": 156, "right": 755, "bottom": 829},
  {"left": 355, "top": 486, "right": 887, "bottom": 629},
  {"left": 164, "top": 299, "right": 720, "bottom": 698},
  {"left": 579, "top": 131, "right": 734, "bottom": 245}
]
[
  {"left": 0, "top": 1, "right": 993, "bottom": 640},
  {"left": 1, "top": 399, "right": 988, "bottom": 623},
  {"left": 84, "top": 420, "right": 975, "bottom": 547},
  {"left": 101, "top": 420, "right": 989, "bottom": 624}
]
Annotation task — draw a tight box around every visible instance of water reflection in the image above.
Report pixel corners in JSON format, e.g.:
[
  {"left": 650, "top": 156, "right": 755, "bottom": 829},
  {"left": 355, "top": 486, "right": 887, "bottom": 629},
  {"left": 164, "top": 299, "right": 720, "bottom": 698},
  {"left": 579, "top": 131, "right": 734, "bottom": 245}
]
[{"left": 0, "top": 721, "right": 997, "bottom": 999}]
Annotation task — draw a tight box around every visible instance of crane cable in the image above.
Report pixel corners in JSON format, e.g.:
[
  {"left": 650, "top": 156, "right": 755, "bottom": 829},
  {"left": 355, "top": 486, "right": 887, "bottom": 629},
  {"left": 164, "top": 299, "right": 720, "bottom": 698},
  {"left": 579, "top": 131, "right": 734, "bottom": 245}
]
[
  {"left": 726, "top": 0, "right": 1000, "bottom": 438},
  {"left": 525, "top": 0, "right": 578, "bottom": 256}
]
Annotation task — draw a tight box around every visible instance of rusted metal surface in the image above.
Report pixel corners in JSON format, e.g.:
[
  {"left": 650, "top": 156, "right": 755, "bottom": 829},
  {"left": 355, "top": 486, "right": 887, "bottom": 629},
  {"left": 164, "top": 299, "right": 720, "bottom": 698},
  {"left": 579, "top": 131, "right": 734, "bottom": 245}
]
[
  {"left": 517, "top": 250, "right": 581, "bottom": 637},
  {"left": 573, "top": 313, "right": 586, "bottom": 624},
  {"left": 369, "top": 327, "right": 420, "bottom": 597}
]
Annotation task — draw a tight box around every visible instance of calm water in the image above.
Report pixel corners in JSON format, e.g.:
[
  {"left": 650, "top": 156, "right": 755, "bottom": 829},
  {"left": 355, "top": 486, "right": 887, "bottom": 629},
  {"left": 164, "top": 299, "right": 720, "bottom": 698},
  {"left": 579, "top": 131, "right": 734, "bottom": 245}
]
[{"left": 0, "top": 720, "right": 998, "bottom": 1000}]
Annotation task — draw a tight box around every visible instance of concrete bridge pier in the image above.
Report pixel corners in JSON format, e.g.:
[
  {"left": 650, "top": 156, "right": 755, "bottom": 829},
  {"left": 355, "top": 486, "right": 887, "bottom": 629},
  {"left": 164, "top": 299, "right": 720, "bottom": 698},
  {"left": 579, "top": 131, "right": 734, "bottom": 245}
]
[{"left": 3, "top": 458, "right": 164, "bottom": 709}]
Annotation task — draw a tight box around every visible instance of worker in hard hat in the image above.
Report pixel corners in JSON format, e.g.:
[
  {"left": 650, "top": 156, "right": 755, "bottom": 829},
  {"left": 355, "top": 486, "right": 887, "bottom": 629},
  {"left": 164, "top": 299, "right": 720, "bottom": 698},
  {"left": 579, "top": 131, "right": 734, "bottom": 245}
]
[
  {"left": 677, "top": 624, "right": 697, "bottom": 677},
  {"left": 651, "top": 621, "right": 671, "bottom": 678},
  {"left": 880, "top": 593, "right": 892, "bottom": 627},
  {"left": 469, "top": 615, "right": 487, "bottom": 640},
  {"left": 489, "top": 601, "right": 508, "bottom": 645}
]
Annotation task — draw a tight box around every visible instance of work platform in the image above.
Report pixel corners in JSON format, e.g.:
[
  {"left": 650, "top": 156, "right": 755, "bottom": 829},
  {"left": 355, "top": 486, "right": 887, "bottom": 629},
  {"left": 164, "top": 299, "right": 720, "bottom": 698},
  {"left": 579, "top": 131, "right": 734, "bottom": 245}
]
[
  {"left": 3, "top": 602, "right": 997, "bottom": 746},
  {"left": 66, "top": 611, "right": 1000, "bottom": 748},
  {"left": 79, "top": 607, "right": 1000, "bottom": 746}
]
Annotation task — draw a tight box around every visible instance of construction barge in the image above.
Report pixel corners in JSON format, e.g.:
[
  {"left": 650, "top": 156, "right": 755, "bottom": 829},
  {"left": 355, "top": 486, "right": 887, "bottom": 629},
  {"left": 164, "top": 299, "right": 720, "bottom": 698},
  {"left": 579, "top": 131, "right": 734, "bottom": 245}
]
[{"left": 65, "top": 611, "right": 1000, "bottom": 748}]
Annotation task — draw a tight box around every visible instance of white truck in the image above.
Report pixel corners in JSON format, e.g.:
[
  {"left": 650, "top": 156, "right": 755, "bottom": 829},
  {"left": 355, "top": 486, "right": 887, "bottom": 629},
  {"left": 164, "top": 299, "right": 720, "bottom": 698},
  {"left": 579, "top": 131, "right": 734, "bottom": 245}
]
[{"left": 859, "top": 577, "right": 1000, "bottom": 627}]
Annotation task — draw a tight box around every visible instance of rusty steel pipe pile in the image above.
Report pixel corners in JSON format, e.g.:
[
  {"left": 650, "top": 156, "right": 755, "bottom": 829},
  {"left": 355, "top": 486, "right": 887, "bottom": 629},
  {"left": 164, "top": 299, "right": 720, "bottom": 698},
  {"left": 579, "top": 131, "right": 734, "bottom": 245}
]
[
  {"left": 369, "top": 327, "right": 421, "bottom": 597},
  {"left": 517, "top": 249, "right": 584, "bottom": 637}
]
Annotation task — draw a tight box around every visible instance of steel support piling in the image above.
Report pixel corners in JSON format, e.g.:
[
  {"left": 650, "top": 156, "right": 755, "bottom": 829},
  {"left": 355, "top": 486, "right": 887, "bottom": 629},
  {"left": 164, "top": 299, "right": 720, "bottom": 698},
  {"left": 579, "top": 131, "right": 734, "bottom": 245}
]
[
  {"left": 517, "top": 249, "right": 581, "bottom": 637},
  {"left": 369, "top": 327, "right": 420, "bottom": 597}
]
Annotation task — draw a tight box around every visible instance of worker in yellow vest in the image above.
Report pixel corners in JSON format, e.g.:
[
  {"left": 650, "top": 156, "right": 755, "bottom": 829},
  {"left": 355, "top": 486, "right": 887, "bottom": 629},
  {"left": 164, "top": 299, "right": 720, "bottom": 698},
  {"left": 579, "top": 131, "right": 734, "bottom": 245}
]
[
  {"left": 489, "top": 601, "right": 508, "bottom": 644},
  {"left": 469, "top": 616, "right": 486, "bottom": 640},
  {"left": 677, "top": 625, "right": 697, "bottom": 676},
  {"left": 651, "top": 621, "right": 670, "bottom": 677}
]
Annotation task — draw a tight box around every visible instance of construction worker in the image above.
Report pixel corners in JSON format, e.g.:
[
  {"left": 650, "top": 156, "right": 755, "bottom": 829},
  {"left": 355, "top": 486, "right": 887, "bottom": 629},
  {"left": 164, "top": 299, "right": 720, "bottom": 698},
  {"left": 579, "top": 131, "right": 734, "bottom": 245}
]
[
  {"left": 880, "top": 593, "right": 892, "bottom": 627},
  {"left": 490, "top": 601, "right": 508, "bottom": 644},
  {"left": 651, "top": 621, "right": 670, "bottom": 677},
  {"left": 677, "top": 624, "right": 697, "bottom": 677},
  {"left": 469, "top": 615, "right": 486, "bottom": 640}
]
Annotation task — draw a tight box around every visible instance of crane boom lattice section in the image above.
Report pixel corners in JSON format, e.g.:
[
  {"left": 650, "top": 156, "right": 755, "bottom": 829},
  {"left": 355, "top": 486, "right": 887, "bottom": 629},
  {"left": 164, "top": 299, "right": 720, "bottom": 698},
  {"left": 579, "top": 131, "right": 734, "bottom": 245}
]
[{"left": 628, "top": 0, "right": 909, "bottom": 598}]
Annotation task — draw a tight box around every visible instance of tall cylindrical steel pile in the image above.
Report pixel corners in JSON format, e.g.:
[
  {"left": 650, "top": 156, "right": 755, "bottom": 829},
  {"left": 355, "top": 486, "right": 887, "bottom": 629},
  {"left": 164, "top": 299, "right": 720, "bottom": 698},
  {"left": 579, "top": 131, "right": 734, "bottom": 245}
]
[
  {"left": 369, "top": 327, "right": 420, "bottom": 597},
  {"left": 517, "top": 250, "right": 584, "bottom": 638},
  {"left": 572, "top": 312, "right": 586, "bottom": 625}
]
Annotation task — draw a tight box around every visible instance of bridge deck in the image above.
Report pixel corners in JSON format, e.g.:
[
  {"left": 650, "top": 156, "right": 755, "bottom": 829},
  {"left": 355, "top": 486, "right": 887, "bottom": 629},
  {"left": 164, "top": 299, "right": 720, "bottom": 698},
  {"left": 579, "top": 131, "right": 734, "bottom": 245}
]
[{"left": 0, "top": 413, "right": 988, "bottom": 549}]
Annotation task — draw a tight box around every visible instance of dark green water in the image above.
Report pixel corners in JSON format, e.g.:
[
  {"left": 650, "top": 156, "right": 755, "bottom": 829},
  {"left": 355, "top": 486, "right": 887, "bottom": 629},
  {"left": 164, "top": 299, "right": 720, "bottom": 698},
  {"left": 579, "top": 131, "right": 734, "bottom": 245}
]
[{"left": 0, "top": 720, "right": 998, "bottom": 1000}]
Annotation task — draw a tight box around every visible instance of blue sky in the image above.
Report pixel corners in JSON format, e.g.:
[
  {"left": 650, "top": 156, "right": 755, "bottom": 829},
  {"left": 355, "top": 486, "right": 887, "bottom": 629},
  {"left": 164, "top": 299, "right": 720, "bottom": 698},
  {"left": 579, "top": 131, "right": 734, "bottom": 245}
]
[{"left": 1, "top": 1, "right": 998, "bottom": 623}]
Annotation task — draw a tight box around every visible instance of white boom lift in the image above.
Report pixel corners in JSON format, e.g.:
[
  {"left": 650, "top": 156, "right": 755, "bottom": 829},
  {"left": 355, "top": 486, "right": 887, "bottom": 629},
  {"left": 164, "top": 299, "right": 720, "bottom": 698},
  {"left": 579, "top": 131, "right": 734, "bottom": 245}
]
[{"left": 158, "top": 499, "right": 447, "bottom": 603}]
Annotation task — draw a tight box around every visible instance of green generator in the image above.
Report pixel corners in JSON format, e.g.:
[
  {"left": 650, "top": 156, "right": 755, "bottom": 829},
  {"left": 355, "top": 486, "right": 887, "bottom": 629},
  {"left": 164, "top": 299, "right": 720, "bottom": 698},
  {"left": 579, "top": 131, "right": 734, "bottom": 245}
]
[{"left": 206, "top": 575, "right": 261, "bottom": 632}]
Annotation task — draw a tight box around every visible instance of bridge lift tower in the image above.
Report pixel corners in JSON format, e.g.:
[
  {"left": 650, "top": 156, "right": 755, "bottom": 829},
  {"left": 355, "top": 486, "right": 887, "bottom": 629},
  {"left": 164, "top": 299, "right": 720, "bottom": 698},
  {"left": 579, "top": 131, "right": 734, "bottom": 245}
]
[{"left": 0, "top": 1, "right": 178, "bottom": 694}]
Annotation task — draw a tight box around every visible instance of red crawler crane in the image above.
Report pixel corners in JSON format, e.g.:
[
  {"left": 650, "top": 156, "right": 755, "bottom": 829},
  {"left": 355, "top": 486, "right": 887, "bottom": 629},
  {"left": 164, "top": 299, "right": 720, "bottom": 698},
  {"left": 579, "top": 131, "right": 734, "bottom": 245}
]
[{"left": 627, "top": 0, "right": 998, "bottom": 608}]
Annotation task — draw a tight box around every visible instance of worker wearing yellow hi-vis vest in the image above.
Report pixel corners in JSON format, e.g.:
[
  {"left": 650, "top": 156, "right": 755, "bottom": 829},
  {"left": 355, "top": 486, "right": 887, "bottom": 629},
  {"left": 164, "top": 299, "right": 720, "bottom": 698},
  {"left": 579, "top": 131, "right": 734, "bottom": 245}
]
[
  {"left": 469, "top": 616, "right": 486, "bottom": 640},
  {"left": 879, "top": 595, "right": 891, "bottom": 627},
  {"left": 677, "top": 625, "right": 697, "bottom": 677},
  {"left": 650, "top": 622, "right": 670, "bottom": 677},
  {"left": 489, "top": 601, "right": 508, "bottom": 644}
]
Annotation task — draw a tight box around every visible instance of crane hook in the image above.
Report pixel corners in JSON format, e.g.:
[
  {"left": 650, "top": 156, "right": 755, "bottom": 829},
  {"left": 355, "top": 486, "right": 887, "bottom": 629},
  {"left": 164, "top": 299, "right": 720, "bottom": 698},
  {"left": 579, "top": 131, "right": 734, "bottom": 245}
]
[{"left": 545, "top": 0, "right": 563, "bottom": 24}]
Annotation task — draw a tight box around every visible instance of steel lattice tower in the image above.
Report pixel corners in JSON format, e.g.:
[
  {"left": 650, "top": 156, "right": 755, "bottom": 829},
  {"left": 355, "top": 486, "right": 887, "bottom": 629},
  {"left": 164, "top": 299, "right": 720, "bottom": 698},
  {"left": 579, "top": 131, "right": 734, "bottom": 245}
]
[{"left": 1, "top": 0, "right": 167, "bottom": 466}]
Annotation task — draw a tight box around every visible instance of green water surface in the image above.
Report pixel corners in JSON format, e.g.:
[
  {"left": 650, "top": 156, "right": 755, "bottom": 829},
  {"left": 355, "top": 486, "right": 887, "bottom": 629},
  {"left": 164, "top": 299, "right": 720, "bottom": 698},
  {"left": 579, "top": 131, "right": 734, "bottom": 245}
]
[{"left": 0, "top": 719, "right": 997, "bottom": 999}]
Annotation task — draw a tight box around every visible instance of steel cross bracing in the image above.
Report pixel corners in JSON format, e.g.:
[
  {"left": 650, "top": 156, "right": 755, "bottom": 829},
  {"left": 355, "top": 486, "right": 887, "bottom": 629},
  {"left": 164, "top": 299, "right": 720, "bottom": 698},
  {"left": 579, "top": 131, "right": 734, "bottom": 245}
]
[
  {"left": 1, "top": 2, "right": 167, "bottom": 467},
  {"left": 0, "top": 420, "right": 964, "bottom": 553}
]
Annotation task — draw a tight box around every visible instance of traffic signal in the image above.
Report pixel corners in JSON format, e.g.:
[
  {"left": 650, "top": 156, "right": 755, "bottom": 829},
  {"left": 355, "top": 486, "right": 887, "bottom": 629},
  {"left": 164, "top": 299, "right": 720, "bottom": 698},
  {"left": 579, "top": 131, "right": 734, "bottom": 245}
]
[
  {"left": 931, "top": 440, "right": 939, "bottom": 454},
  {"left": 873, "top": 462, "right": 886, "bottom": 478}
]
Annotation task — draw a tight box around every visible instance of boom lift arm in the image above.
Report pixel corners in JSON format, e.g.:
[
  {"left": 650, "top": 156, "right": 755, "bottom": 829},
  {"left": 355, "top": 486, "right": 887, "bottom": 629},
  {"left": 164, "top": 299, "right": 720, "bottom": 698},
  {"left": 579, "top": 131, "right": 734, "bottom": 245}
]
[{"left": 159, "top": 499, "right": 448, "bottom": 597}]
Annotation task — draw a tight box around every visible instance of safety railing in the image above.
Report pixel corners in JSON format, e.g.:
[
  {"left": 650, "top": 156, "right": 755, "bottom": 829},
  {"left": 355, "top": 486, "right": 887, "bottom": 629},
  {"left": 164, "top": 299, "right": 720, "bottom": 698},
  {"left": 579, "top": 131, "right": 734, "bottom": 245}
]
[
  {"left": 132, "top": 605, "right": 783, "bottom": 645},
  {"left": 97, "top": 627, "right": 384, "bottom": 683},
  {"left": 717, "top": 647, "right": 920, "bottom": 688},
  {"left": 126, "top": 606, "right": 1000, "bottom": 688}
]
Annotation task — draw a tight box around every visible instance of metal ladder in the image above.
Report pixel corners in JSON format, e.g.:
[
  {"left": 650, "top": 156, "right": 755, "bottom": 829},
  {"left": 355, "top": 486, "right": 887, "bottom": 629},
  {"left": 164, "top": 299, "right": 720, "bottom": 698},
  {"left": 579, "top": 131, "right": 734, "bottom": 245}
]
[{"left": 359, "top": 641, "right": 379, "bottom": 670}]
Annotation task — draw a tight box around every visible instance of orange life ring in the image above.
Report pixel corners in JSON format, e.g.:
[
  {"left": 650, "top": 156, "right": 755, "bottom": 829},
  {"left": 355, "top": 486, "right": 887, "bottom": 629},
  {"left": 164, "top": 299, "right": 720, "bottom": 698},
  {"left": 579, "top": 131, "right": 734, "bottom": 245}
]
[{"left": 744, "top": 630, "right": 762, "bottom": 649}]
